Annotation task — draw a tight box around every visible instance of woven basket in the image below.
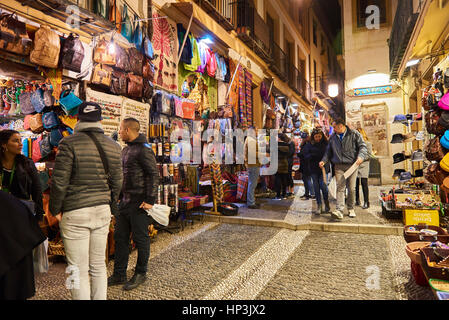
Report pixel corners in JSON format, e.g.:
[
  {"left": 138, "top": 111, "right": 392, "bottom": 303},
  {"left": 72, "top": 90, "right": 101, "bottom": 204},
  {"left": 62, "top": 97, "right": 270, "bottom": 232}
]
[
  {"left": 406, "top": 242, "right": 432, "bottom": 265},
  {"left": 404, "top": 225, "right": 449, "bottom": 243},
  {"left": 48, "top": 240, "right": 65, "bottom": 256}
]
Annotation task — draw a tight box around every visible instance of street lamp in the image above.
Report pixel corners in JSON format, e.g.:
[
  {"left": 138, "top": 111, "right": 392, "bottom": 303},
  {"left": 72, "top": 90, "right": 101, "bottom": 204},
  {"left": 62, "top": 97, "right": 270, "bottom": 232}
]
[{"left": 328, "top": 84, "right": 339, "bottom": 98}]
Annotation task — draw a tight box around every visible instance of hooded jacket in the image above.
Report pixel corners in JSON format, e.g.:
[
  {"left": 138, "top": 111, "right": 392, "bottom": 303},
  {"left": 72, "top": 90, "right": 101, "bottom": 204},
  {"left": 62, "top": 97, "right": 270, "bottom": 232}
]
[
  {"left": 49, "top": 124, "right": 123, "bottom": 215},
  {"left": 120, "top": 134, "right": 160, "bottom": 205},
  {"left": 321, "top": 127, "right": 368, "bottom": 165}
]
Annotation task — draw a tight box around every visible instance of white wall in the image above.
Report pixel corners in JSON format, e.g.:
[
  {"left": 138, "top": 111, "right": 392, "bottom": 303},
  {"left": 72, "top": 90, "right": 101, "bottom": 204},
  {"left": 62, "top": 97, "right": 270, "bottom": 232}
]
[{"left": 343, "top": 0, "right": 405, "bottom": 184}]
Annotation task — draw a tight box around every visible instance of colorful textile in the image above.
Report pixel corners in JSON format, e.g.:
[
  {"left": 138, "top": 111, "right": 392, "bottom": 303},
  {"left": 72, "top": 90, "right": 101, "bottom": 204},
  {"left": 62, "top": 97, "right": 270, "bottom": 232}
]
[
  {"left": 207, "top": 49, "right": 217, "bottom": 78},
  {"left": 177, "top": 23, "right": 192, "bottom": 64},
  {"left": 184, "top": 35, "right": 201, "bottom": 72},
  {"left": 196, "top": 41, "right": 209, "bottom": 74},
  {"left": 245, "top": 70, "right": 253, "bottom": 128},
  {"left": 236, "top": 172, "right": 248, "bottom": 202},
  {"left": 228, "top": 59, "right": 239, "bottom": 122},
  {"left": 211, "top": 162, "right": 223, "bottom": 203},
  {"left": 238, "top": 65, "right": 247, "bottom": 129}
]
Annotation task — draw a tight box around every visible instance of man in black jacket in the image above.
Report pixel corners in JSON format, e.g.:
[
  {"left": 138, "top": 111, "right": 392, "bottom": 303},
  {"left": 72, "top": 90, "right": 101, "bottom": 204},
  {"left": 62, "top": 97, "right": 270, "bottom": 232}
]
[{"left": 108, "top": 118, "right": 160, "bottom": 291}]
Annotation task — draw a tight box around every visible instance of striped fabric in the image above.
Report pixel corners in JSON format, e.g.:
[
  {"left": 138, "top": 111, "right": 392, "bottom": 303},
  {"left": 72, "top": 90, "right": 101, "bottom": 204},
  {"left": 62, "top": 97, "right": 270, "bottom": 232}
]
[
  {"left": 238, "top": 65, "right": 247, "bottom": 129},
  {"left": 245, "top": 70, "right": 253, "bottom": 127},
  {"left": 211, "top": 162, "right": 224, "bottom": 203}
]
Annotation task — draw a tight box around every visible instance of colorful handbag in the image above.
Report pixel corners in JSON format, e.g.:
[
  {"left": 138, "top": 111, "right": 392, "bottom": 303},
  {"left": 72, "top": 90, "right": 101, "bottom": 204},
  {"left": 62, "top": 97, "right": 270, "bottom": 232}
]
[
  {"left": 143, "top": 36, "right": 154, "bottom": 60},
  {"left": 121, "top": 4, "right": 133, "bottom": 42},
  {"left": 39, "top": 135, "right": 52, "bottom": 159},
  {"left": 93, "top": 38, "right": 116, "bottom": 65},
  {"left": 182, "top": 100, "right": 195, "bottom": 120},
  {"left": 132, "top": 14, "right": 143, "bottom": 52},
  {"left": 43, "top": 89, "right": 55, "bottom": 107},
  {"left": 19, "top": 91, "right": 34, "bottom": 115},
  {"left": 59, "top": 90, "right": 83, "bottom": 112},
  {"left": 30, "top": 88, "right": 46, "bottom": 113},
  {"left": 174, "top": 96, "right": 183, "bottom": 118},
  {"left": 30, "top": 25, "right": 60, "bottom": 69},
  {"left": 49, "top": 129, "right": 63, "bottom": 147},
  {"left": 425, "top": 163, "right": 449, "bottom": 185},
  {"left": 42, "top": 112, "right": 59, "bottom": 129},
  {"left": 127, "top": 74, "right": 143, "bottom": 98},
  {"left": 32, "top": 136, "right": 42, "bottom": 162},
  {"left": 23, "top": 114, "right": 32, "bottom": 130},
  {"left": 59, "top": 115, "right": 77, "bottom": 130},
  {"left": 439, "top": 92, "right": 449, "bottom": 111},
  {"left": 29, "top": 114, "right": 44, "bottom": 133}
]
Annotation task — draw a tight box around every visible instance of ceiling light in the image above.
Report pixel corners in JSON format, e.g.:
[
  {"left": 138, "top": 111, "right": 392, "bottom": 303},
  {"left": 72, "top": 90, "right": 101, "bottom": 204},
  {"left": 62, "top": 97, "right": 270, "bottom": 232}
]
[
  {"left": 367, "top": 69, "right": 377, "bottom": 73},
  {"left": 406, "top": 59, "right": 420, "bottom": 67}
]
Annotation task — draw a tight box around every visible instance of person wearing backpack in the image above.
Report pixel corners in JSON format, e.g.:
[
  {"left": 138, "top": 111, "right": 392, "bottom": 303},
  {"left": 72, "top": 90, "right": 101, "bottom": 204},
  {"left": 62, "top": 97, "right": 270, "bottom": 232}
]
[
  {"left": 50, "top": 102, "right": 123, "bottom": 300},
  {"left": 108, "top": 118, "right": 160, "bottom": 291}
]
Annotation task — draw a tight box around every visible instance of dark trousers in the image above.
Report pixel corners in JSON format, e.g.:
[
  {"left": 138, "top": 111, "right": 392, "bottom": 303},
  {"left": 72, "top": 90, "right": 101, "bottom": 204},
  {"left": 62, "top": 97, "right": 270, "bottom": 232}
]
[
  {"left": 302, "top": 174, "right": 314, "bottom": 197},
  {"left": 311, "top": 173, "right": 329, "bottom": 205},
  {"left": 113, "top": 201, "right": 151, "bottom": 276},
  {"left": 356, "top": 178, "right": 369, "bottom": 203},
  {"left": 275, "top": 173, "right": 289, "bottom": 197}
]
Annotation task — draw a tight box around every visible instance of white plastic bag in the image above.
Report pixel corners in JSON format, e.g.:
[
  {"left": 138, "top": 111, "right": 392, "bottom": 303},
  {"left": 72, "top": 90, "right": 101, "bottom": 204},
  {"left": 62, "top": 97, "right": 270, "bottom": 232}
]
[
  {"left": 146, "top": 204, "right": 171, "bottom": 226},
  {"left": 33, "top": 238, "right": 49, "bottom": 273}
]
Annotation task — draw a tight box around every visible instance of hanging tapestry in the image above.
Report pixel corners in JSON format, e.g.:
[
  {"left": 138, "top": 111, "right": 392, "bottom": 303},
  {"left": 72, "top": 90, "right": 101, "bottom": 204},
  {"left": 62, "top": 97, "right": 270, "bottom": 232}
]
[
  {"left": 227, "top": 59, "right": 239, "bottom": 123},
  {"left": 238, "top": 65, "right": 247, "bottom": 130},
  {"left": 152, "top": 10, "right": 178, "bottom": 92},
  {"left": 245, "top": 70, "right": 253, "bottom": 128}
]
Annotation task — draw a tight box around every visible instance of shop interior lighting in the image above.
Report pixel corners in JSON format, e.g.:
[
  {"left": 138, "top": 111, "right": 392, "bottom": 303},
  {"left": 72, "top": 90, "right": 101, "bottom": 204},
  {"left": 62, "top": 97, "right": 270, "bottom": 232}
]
[
  {"left": 328, "top": 84, "right": 339, "bottom": 98},
  {"left": 108, "top": 34, "right": 116, "bottom": 55},
  {"left": 367, "top": 69, "right": 377, "bottom": 73},
  {"left": 199, "top": 36, "right": 214, "bottom": 46},
  {"left": 406, "top": 59, "right": 421, "bottom": 67}
]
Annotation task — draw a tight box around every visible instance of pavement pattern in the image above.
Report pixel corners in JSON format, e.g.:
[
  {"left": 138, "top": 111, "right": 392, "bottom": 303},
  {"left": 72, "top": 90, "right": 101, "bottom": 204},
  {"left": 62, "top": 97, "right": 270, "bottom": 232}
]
[{"left": 31, "top": 185, "right": 435, "bottom": 300}]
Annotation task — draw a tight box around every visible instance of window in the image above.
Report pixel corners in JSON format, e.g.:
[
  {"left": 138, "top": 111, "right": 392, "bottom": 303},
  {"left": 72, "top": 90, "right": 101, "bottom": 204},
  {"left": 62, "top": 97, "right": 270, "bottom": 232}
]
[
  {"left": 356, "top": 0, "right": 387, "bottom": 28},
  {"left": 313, "top": 20, "right": 317, "bottom": 46},
  {"left": 313, "top": 60, "right": 317, "bottom": 89}
]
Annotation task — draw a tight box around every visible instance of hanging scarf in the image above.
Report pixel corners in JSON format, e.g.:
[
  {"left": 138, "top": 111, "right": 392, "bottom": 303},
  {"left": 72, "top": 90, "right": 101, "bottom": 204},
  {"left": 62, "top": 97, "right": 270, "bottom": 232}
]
[
  {"left": 238, "top": 65, "right": 246, "bottom": 130},
  {"left": 245, "top": 70, "right": 253, "bottom": 128}
]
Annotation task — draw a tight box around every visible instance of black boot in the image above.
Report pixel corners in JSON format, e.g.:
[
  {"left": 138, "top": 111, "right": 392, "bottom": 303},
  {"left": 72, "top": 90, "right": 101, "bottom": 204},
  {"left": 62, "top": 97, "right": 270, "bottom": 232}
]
[
  {"left": 362, "top": 202, "right": 370, "bottom": 209},
  {"left": 324, "top": 200, "right": 331, "bottom": 213},
  {"left": 108, "top": 274, "right": 127, "bottom": 287},
  {"left": 123, "top": 273, "right": 147, "bottom": 291}
]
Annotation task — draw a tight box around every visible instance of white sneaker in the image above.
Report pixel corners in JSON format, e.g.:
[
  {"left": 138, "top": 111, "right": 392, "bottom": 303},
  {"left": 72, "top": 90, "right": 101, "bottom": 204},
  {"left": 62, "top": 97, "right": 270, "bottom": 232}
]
[
  {"left": 331, "top": 210, "right": 344, "bottom": 220},
  {"left": 348, "top": 209, "right": 356, "bottom": 218}
]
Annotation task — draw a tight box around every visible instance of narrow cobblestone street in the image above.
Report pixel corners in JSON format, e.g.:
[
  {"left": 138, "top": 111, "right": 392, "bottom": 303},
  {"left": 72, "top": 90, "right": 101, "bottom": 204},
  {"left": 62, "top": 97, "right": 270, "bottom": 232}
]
[{"left": 31, "top": 184, "right": 435, "bottom": 300}]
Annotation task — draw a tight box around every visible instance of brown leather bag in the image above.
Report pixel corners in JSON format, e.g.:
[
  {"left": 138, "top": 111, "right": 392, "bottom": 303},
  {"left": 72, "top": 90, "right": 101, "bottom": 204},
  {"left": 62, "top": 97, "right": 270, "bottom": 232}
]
[
  {"left": 94, "top": 38, "right": 116, "bottom": 65},
  {"left": 115, "top": 44, "right": 130, "bottom": 72},
  {"left": 425, "top": 163, "right": 449, "bottom": 185},
  {"left": 111, "top": 70, "right": 127, "bottom": 96},
  {"left": 92, "top": 64, "right": 113, "bottom": 87},
  {"left": 29, "top": 113, "right": 44, "bottom": 133},
  {"left": 60, "top": 33, "right": 84, "bottom": 73},
  {"left": 425, "top": 137, "right": 446, "bottom": 162},
  {"left": 30, "top": 25, "right": 61, "bottom": 69},
  {"left": 128, "top": 47, "right": 143, "bottom": 76},
  {"left": 426, "top": 110, "right": 446, "bottom": 136},
  {"left": 127, "top": 74, "right": 143, "bottom": 98},
  {"left": 0, "top": 13, "right": 32, "bottom": 55},
  {"left": 143, "top": 78, "right": 154, "bottom": 103},
  {"left": 143, "top": 58, "right": 154, "bottom": 82}
]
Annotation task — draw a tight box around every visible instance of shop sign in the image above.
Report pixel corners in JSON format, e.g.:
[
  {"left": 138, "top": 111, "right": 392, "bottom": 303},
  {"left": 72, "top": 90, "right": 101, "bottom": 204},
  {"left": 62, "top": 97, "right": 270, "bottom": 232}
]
[
  {"left": 403, "top": 209, "right": 440, "bottom": 227},
  {"left": 353, "top": 85, "right": 393, "bottom": 97}
]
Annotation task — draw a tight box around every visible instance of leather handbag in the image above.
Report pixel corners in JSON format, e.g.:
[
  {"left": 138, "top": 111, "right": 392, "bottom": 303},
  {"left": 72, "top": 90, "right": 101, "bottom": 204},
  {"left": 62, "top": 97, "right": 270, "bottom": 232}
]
[
  {"left": 29, "top": 113, "right": 44, "bottom": 133},
  {"left": 425, "top": 163, "right": 449, "bottom": 185},
  {"left": 60, "top": 33, "right": 84, "bottom": 73},
  {"left": 143, "top": 36, "right": 154, "bottom": 60},
  {"left": 132, "top": 14, "right": 143, "bottom": 52},
  {"left": 143, "top": 79, "right": 154, "bottom": 103},
  {"left": 109, "top": 0, "right": 122, "bottom": 33},
  {"left": 128, "top": 47, "right": 143, "bottom": 76},
  {"left": 0, "top": 13, "right": 32, "bottom": 55},
  {"left": 114, "top": 44, "right": 130, "bottom": 72},
  {"left": 426, "top": 110, "right": 446, "bottom": 136},
  {"left": 43, "top": 89, "right": 55, "bottom": 107},
  {"left": 143, "top": 58, "right": 154, "bottom": 82},
  {"left": 121, "top": 4, "right": 133, "bottom": 43},
  {"left": 111, "top": 70, "right": 127, "bottom": 96},
  {"left": 30, "top": 88, "right": 46, "bottom": 113},
  {"left": 425, "top": 137, "right": 446, "bottom": 162},
  {"left": 19, "top": 91, "right": 34, "bottom": 115},
  {"left": 127, "top": 74, "right": 143, "bottom": 98},
  {"left": 93, "top": 38, "right": 116, "bottom": 65},
  {"left": 30, "top": 25, "right": 61, "bottom": 69},
  {"left": 39, "top": 135, "right": 52, "bottom": 159},
  {"left": 49, "top": 129, "right": 63, "bottom": 147},
  {"left": 92, "top": 64, "right": 113, "bottom": 87}
]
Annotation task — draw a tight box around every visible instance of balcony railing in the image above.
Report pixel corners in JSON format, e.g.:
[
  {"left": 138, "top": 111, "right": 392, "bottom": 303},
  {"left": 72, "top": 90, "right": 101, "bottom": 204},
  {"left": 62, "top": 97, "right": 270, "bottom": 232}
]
[
  {"left": 234, "top": 0, "right": 271, "bottom": 63},
  {"left": 194, "top": 0, "right": 236, "bottom": 31},
  {"left": 270, "top": 42, "right": 288, "bottom": 81},
  {"left": 389, "top": 0, "right": 419, "bottom": 79},
  {"left": 285, "top": 63, "right": 313, "bottom": 104}
]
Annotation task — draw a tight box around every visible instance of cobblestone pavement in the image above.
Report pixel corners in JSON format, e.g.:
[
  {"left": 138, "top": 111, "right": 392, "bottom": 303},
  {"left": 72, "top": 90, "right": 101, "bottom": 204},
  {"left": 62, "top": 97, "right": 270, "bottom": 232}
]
[{"left": 31, "top": 185, "right": 435, "bottom": 300}]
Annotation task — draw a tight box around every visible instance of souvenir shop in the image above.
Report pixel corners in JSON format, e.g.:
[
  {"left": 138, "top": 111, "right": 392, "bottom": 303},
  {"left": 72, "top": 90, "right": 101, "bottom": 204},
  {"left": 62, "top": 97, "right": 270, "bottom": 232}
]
[
  {"left": 0, "top": 1, "right": 315, "bottom": 258},
  {"left": 380, "top": 57, "right": 449, "bottom": 298}
]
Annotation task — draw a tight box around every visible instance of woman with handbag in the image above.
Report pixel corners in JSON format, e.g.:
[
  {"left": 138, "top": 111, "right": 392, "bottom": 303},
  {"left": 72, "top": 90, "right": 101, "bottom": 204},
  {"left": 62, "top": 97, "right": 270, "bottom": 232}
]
[{"left": 0, "top": 129, "right": 45, "bottom": 300}]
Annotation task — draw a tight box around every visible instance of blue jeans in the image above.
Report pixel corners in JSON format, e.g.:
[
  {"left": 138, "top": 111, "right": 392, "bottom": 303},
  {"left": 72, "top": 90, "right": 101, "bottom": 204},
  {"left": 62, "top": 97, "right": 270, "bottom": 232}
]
[
  {"left": 311, "top": 173, "right": 329, "bottom": 205},
  {"left": 247, "top": 167, "right": 260, "bottom": 206},
  {"left": 303, "top": 174, "right": 314, "bottom": 197}
]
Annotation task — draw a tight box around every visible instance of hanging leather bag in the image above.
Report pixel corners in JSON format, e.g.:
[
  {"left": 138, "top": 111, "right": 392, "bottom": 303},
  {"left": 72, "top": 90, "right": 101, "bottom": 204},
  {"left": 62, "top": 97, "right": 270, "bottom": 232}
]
[
  {"left": 109, "top": 0, "right": 122, "bottom": 33},
  {"left": 121, "top": 4, "right": 133, "bottom": 43},
  {"left": 94, "top": 38, "right": 116, "bottom": 65},
  {"left": 29, "top": 113, "right": 44, "bottom": 133},
  {"left": 30, "top": 25, "right": 61, "bottom": 69},
  {"left": 143, "top": 79, "right": 154, "bottom": 103},
  {"left": 111, "top": 70, "right": 127, "bottom": 96},
  {"left": 143, "top": 36, "right": 154, "bottom": 60},
  {"left": 0, "top": 13, "right": 32, "bottom": 55},
  {"left": 92, "top": 64, "right": 113, "bottom": 87},
  {"left": 425, "top": 136, "right": 446, "bottom": 162},
  {"left": 128, "top": 47, "right": 143, "bottom": 76},
  {"left": 127, "top": 74, "right": 143, "bottom": 98},
  {"left": 60, "top": 33, "right": 85, "bottom": 73},
  {"left": 425, "top": 163, "right": 449, "bottom": 185},
  {"left": 114, "top": 44, "right": 130, "bottom": 72},
  {"left": 143, "top": 58, "right": 155, "bottom": 82},
  {"left": 426, "top": 110, "right": 446, "bottom": 136},
  {"left": 132, "top": 14, "right": 143, "bottom": 52}
]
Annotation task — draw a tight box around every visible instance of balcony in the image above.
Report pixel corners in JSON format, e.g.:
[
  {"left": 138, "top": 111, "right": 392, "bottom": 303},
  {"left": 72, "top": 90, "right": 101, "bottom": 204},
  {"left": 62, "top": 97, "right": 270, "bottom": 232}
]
[
  {"left": 389, "top": 0, "right": 419, "bottom": 79},
  {"left": 194, "top": 0, "right": 236, "bottom": 32},
  {"left": 269, "top": 42, "right": 288, "bottom": 81},
  {"left": 234, "top": 0, "right": 272, "bottom": 64},
  {"left": 286, "top": 63, "right": 313, "bottom": 104}
]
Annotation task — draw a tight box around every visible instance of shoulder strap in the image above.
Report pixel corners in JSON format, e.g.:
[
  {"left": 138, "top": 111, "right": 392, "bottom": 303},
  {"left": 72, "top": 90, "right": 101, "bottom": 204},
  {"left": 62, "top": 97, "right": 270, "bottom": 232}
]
[{"left": 84, "top": 132, "right": 110, "bottom": 179}]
